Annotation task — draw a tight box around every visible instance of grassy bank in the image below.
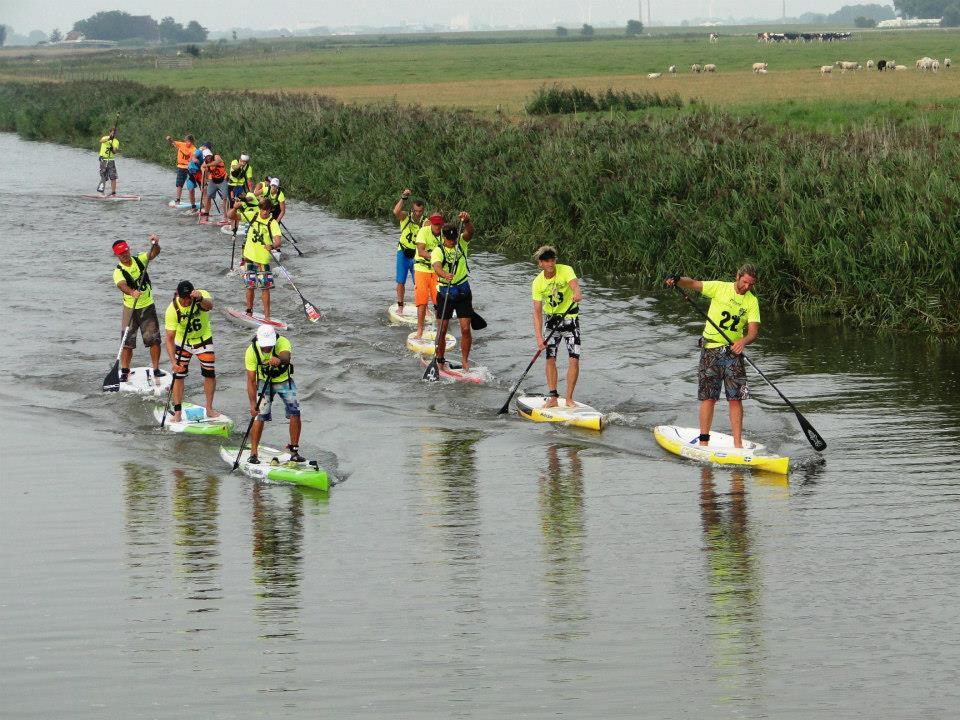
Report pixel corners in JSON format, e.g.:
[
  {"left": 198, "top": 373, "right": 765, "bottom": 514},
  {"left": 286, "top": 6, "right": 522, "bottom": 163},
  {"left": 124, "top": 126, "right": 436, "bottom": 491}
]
[{"left": 1, "top": 79, "right": 957, "bottom": 334}]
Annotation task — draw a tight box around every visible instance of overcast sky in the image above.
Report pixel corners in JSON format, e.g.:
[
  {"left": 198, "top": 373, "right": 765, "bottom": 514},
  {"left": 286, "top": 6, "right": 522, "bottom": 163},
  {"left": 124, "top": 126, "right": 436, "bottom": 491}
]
[{"left": 2, "top": 0, "right": 865, "bottom": 33}]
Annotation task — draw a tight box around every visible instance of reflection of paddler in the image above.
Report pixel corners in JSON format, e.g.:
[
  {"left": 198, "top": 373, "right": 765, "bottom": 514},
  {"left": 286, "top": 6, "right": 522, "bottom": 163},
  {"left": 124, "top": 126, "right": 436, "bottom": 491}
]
[
  {"left": 251, "top": 484, "right": 304, "bottom": 610},
  {"left": 539, "top": 445, "right": 585, "bottom": 541}
]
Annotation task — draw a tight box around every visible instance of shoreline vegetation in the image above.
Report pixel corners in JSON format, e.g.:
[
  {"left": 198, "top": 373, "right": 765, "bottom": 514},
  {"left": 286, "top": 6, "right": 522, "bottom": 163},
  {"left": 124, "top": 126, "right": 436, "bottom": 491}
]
[{"left": 1, "top": 79, "right": 957, "bottom": 334}]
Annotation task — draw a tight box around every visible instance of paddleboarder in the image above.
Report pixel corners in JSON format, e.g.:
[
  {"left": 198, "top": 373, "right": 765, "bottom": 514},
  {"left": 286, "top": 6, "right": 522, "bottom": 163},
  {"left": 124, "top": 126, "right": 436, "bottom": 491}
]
[
  {"left": 665, "top": 265, "right": 760, "bottom": 449},
  {"left": 392, "top": 188, "right": 425, "bottom": 312},
  {"left": 165, "top": 134, "right": 196, "bottom": 207},
  {"left": 97, "top": 127, "right": 119, "bottom": 195},
  {"left": 112, "top": 235, "right": 164, "bottom": 383},
  {"left": 413, "top": 212, "right": 444, "bottom": 339},
  {"left": 431, "top": 214, "right": 475, "bottom": 370},
  {"left": 245, "top": 325, "right": 304, "bottom": 464},
  {"left": 201, "top": 151, "right": 228, "bottom": 220},
  {"left": 228, "top": 196, "right": 281, "bottom": 321},
  {"left": 164, "top": 280, "right": 222, "bottom": 424},
  {"left": 227, "top": 154, "right": 253, "bottom": 203},
  {"left": 531, "top": 246, "right": 583, "bottom": 409},
  {"left": 256, "top": 177, "right": 286, "bottom": 222}
]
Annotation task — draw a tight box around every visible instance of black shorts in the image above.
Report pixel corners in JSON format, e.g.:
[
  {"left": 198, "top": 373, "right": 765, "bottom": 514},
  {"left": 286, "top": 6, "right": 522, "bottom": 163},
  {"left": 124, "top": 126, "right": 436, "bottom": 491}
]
[{"left": 435, "top": 287, "right": 473, "bottom": 321}]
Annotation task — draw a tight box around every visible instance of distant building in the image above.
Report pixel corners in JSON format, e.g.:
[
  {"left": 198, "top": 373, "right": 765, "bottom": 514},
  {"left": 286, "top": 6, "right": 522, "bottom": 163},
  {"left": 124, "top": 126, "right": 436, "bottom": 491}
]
[{"left": 877, "top": 18, "right": 942, "bottom": 28}]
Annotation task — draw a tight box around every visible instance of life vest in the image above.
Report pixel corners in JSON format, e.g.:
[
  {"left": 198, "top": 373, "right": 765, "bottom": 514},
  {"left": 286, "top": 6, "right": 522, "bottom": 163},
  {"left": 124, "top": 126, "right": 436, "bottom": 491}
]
[{"left": 116, "top": 255, "right": 151, "bottom": 292}]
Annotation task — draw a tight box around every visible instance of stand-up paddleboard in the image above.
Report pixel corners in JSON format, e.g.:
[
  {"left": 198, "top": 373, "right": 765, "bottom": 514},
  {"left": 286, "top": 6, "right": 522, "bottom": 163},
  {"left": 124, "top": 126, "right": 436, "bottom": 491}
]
[
  {"left": 223, "top": 306, "right": 290, "bottom": 330},
  {"left": 221, "top": 223, "right": 249, "bottom": 236},
  {"left": 167, "top": 200, "right": 196, "bottom": 210},
  {"left": 516, "top": 395, "right": 606, "bottom": 431},
  {"left": 388, "top": 302, "right": 431, "bottom": 326},
  {"left": 653, "top": 426, "right": 789, "bottom": 474},
  {"left": 406, "top": 330, "right": 455, "bottom": 355},
  {"left": 153, "top": 403, "right": 234, "bottom": 436},
  {"left": 220, "top": 445, "right": 330, "bottom": 491},
  {"left": 81, "top": 193, "right": 141, "bottom": 201},
  {"left": 199, "top": 218, "right": 231, "bottom": 226},
  {"left": 418, "top": 356, "right": 485, "bottom": 384},
  {"left": 115, "top": 366, "right": 171, "bottom": 397}
]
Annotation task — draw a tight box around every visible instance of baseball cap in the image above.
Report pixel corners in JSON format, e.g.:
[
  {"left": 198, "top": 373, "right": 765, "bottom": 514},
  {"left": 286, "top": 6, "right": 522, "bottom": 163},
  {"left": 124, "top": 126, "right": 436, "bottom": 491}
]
[
  {"left": 269, "top": 177, "right": 280, "bottom": 187},
  {"left": 112, "top": 240, "right": 130, "bottom": 256},
  {"left": 202, "top": 148, "right": 212, "bottom": 158},
  {"left": 256, "top": 325, "right": 277, "bottom": 347},
  {"left": 240, "top": 154, "right": 250, "bottom": 161},
  {"left": 176, "top": 280, "right": 194, "bottom": 297}
]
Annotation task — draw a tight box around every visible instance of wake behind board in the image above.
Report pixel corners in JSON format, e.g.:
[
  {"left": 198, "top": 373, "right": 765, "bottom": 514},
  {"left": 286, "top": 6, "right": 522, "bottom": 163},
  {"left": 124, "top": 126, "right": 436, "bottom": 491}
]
[
  {"left": 223, "top": 306, "right": 289, "bottom": 330},
  {"left": 153, "top": 403, "right": 234, "bottom": 436},
  {"left": 167, "top": 200, "right": 196, "bottom": 209},
  {"left": 406, "top": 330, "right": 455, "bottom": 355},
  {"left": 220, "top": 445, "right": 330, "bottom": 491},
  {"left": 114, "top": 366, "right": 171, "bottom": 397},
  {"left": 82, "top": 193, "right": 141, "bottom": 201},
  {"left": 516, "top": 395, "right": 606, "bottom": 431},
  {"left": 418, "top": 356, "right": 485, "bottom": 384},
  {"left": 388, "top": 303, "right": 432, "bottom": 326},
  {"left": 653, "top": 425, "right": 789, "bottom": 475}
]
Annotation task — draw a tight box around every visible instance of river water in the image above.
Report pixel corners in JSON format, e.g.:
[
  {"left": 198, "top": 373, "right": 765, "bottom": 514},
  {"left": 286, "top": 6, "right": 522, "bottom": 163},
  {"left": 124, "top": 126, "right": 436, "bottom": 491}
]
[{"left": 1, "top": 133, "right": 958, "bottom": 719}]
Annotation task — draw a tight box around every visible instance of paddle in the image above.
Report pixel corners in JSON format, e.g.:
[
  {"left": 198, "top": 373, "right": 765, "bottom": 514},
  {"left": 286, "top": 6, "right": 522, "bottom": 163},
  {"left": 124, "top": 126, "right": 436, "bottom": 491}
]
[
  {"left": 102, "top": 247, "right": 153, "bottom": 392},
  {"left": 272, "top": 257, "right": 321, "bottom": 322},
  {"left": 159, "top": 296, "right": 200, "bottom": 428},
  {"left": 232, "top": 353, "right": 273, "bottom": 470},
  {"left": 496, "top": 308, "right": 572, "bottom": 415},
  {"left": 671, "top": 282, "right": 827, "bottom": 452},
  {"left": 97, "top": 112, "right": 120, "bottom": 194},
  {"left": 279, "top": 219, "right": 304, "bottom": 257},
  {"left": 422, "top": 224, "right": 464, "bottom": 382}
]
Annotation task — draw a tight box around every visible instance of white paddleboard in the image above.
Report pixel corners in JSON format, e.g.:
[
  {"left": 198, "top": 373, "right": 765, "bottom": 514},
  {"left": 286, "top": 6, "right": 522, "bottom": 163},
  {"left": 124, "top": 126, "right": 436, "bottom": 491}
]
[
  {"left": 168, "top": 200, "right": 196, "bottom": 209},
  {"left": 516, "top": 395, "right": 606, "bottom": 431},
  {"left": 653, "top": 426, "right": 789, "bottom": 474},
  {"left": 82, "top": 193, "right": 141, "bottom": 201},
  {"left": 223, "top": 306, "right": 290, "bottom": 330},
  {"left": 419, "top": 356, "right": 486, "bottom": 384},
  {"left": 153, "top": 402, "right": 234, "bottom": 436},
  {"left": 116, "top": 366, "right": 171, "bottom": 397},
  {"left": 406, "top": 330, "right": 455, "bottom": 355},
  {"left": 388, "top": 302, "right": 432, "bottom": 325},
  {"left": 221, "top": 223, "right": 249, "bottom": 236}
]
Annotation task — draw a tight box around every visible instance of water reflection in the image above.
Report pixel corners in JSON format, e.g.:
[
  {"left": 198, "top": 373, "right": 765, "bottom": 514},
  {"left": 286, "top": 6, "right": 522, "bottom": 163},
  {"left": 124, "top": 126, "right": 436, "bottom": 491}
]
[
  {"left": 251, "top": 485, "right": 305, "bottom": 636},
  {"left": 123, "top": 462, "right": 169, "bottom": 598},
  {"left": 171, "top": 469, "right": 222, "bottom": 614},
  {"left": 698, "top": 467, "right": 766, "bottom": 703},
  {"left": 538, "top": 444, "right": 589, "bottom": 641}
]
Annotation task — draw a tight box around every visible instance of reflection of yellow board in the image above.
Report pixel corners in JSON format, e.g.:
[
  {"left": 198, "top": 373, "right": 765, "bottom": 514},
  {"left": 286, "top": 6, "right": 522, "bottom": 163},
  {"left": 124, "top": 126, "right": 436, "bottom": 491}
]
[
  {"left": 406, "top": 330, "right": 455, "bottom": 356},
  {"left": 653, "top": 426, "right": 789, "bottom": 475},
  {"left": 516, "top": 396, "right": 605, "bottom": 432}
]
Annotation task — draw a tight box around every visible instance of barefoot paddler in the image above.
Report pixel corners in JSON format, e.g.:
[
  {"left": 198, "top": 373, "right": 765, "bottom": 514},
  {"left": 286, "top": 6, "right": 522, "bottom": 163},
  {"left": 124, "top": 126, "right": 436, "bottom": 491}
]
[
  {"left": 413, "top": 212, "right": 444, "bottom": 338},
  {"left": 392, "top": 188, "right": 425, "bottom": 312},
  {"left": 431, "top": 214, "right": 476, "bottom": 370},
  {"left": 227, "top": 196, "right": 282, "bottom": 322},
  {"left": 164, "top": 280, "right": 222, "bottom": 424},
  {"left": 531, "top": 246, "right": 582, "bottom": 408}
]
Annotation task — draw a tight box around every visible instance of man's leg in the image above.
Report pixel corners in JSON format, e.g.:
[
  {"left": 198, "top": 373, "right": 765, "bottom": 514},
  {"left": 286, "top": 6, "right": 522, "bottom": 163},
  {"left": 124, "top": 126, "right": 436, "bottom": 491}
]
[
  {"left": 396, "top": 282, "right": 405, "bottom": 306},
  {"left": 565, "top": 357, "right": 580, "bottom": 406},
  {"left": 120, "top": 347, "right": 133, "bottom": 375},
  {"left": 202, "top": 373, "right": 219, "bottom": 418},
  {"left": 149, "top": 343, "right": 161, "bottom": 370},
  {"left": 250, "top": 418, "right": 264, "bottom": 458},
  {"left": 261, "top": 288, "right": 271, "bottom": 321},
  {"left": 544, "top": 357, "right": 559, "bottom": 407},
  {"left": 699, "top": 400, "right": 717, "bottom": 445},
  {"left": 459, "top": 317, "right": 472, "bottom": 370},
  {"left": 728, "top": 400, "right": 744, "bottom": 448},
  {"left": 289, "top": 415, "right": 302, "bottom": 448},
  {"left": 436, "top": 318, "right": 449, "bottom": 361},
  {"left": 172, "top": 377, "right": 184, "bottom": 422}
]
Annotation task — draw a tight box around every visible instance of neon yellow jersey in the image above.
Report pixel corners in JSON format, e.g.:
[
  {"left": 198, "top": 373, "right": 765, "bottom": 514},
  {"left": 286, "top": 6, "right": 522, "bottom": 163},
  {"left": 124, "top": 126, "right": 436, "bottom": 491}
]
[
  {"left": 99, "top": 137, "right": 119, "bottom": 160},
  {"left": 243, "top": 215, "right": 280, "bottom": 265},
  {"left": 532, "top": 264, "right": 578, "bottom": 317},
  {"left": 431, "top": 239, "right": 470, "bottom": 286},
  {"left": 228, "top": 161, "right": 253, "bottom": 187},
  {"left": 700, "top": 281, "right": 761, "bottom": 348},
  {"left": 414, "top": 225, "right": 442, "bottom": 273},
  {"left": 244, "top": 335, "right": 292, "bottom": 383},
  {"left": 398, "top": 215, "right": 421, "bottom": 252},
  {"left": 164, "top": 290, "right": 213, "bottom": 347},
  {"left": 264, "top": 189, "right": 285, "bottom": 207},
  {"left": 113, "top": 252, "right": 153, "bottom": 309}
]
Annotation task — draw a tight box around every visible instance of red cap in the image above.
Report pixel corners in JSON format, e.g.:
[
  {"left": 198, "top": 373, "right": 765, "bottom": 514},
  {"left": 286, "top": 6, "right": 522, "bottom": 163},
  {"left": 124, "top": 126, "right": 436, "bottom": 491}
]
[
  {"left": 112, "top": 240, "right": 130, "bottom": 256},
  {"left": 429, "top": 213, "right": 444, "bottom": 225}
]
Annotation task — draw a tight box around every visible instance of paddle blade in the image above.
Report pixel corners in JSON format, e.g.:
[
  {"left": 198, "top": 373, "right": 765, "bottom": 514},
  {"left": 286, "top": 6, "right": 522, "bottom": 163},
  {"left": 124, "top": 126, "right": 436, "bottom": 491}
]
[
  {"left": 102, "top": 361, "right": 121, "bottom": 392},
  {"left": 304, "top": 302, "right": 322, "bottom": 323},
  {"left": 422, "top": 358, "right": 440, "bottom": 382},
  {"left": 496, "top": 398, "right": 512, "bottom": 415},
  {"left": 470, "top": 312, "right": 487, "bottom": 331},
  {"left": 796, "top": 411, "right": 827, "bottom": 452}
]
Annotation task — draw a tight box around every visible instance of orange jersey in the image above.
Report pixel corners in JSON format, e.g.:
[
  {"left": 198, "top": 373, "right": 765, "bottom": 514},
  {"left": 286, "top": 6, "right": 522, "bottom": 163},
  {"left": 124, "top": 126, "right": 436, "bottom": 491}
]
[{"left": 174, "top": 140, "right": 195, "bottom": 169}]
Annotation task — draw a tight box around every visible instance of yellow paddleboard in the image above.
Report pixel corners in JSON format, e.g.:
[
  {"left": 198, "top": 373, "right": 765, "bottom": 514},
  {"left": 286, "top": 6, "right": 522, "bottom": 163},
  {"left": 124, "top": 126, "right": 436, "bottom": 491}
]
[
  {"left": 653, "top": 425, "right": 789, "bottom": 475},
  {"left": 516, "top": 395, "right": 606, "bottom": 431},
  {"left": 388, "top": 303, "right": 432, "bottom": 326},
  {"left": 406, "top": 330, "right": 455, "bottom": 356}
]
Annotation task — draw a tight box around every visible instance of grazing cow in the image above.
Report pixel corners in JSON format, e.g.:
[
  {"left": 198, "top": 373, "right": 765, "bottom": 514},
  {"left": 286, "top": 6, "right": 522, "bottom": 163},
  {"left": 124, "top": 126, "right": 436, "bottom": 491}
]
[
  {"left": 709, "top": 33, "right": 719, "bottom": 43},
  {"left": 752, "top": 62, "right": 767, "bottom": 73},
  {"left": 647, "top": 72, "right": 662, "bottom": 79},
  {"left": 820, "top": 65, "right": 833, "bottom": 74},
  {"left": 945, "top": 58, "right": 952, "bottom": 68},
  {"left": 894, "top": 65, "right": 907, "bottom": 71},
  {"left": 866, "top": 60, "right": 875, "bottom": 69},
  {"left": 704, "top": 64, "right": 717, "bottom": 73},
  {"left": 691, "top": 63, "right": 702, "bottom": 73},
  {"left": 876, "top": 59, "right": 887, "bottom": 72}
]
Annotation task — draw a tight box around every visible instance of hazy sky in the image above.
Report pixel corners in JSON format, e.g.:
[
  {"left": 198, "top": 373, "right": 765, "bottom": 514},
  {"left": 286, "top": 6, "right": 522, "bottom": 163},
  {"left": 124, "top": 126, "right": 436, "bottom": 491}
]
[{"left": 2, "top": 0, "right": 861, "bottom": 33}]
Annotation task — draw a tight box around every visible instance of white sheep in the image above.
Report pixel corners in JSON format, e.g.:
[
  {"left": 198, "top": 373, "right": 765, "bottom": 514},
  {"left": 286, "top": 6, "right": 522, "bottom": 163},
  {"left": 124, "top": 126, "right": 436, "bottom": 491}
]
[
  {"left": 932, "top": 60, "right": 940, "bottom": 72},
  {"left": 945, "top": 58, "right": 952, "bottom": 68},
  {"left": 704, "top": 64, "right": 717, "bottom": 73},
  {"left": 894, "top": 65, "right": 907, "bottom": 71},
  {"left": 691, "top": 63, "right": 702, "bottom": 73},
  {"left": 752, "top": 62, "right": 767, "bottom": 73},
  {"left": 668, "top": 65, "right": 677, "bottom": 74},
  {"left": 647, "top": 72, "right": 662, "bottom": 79},
  {"left": 756, "top": 68, "right": 768, "bottom": 74},
  {"left": 866, "top": 60, "right": 875, "bottom": 69},
  {"left": 820, "top": 65, "right": 833, "bottom": 75},
  {"left": 838, "top": 61, "right": 859, "bottom": 72}
]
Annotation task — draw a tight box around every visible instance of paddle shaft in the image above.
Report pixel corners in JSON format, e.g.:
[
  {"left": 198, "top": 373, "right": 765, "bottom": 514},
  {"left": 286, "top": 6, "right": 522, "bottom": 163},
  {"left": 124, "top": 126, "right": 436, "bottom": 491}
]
[
  {"left": 673, "top": 284, "right": 826, "bottom": 451},
  {"left": 159, "top": 297, "right": 200, "bottom": 428},
  {"left": 279, "top": 219, "right": 304, "bottom": 256},
  {"left": 233, "top": 369, "right": 273, "bottom": 470},
  {"left": 272, "top": 256, "right": 321, "bottom": 321},
  {"left": 496, "top": 309, "right": 572, "bottom": 415}
]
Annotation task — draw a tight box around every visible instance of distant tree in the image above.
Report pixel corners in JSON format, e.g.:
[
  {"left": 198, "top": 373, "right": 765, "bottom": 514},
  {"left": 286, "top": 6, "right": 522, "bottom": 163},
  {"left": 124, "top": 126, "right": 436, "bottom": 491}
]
[
  {"left": 828, "top": 3, "right": 896, "bottom": 22},
  {"left": 854, "top": 15, "right": 878, "bottom": 25},
  {"left": 184, "top": 20, "right": 208, "bottom": 43},
  {"left": 0, "top": 25, "right": 6, "bottom": 47},
  {"left": 626, "top": 19, "right": 644, "bottom": 35},
  {"left": 893, "top": 0, "right": 949, "bottom": 18},
  {"left": 556, "top": 26, "right": 568, "bottom": 37},
  {"left": 942, "top": 1, "right": 960, "bottom": 24},
  {"left": 73, "top": 11, "right": 158, "bottom": 42},
  {"left": 232, "top": 29, "right": 238, "bottom": 41},
  {"left": 158, "top": 16, "right": 183, "bottom": 43},
  {"left": 680, "top": 19, "right": 690, "bottom": 27},
  {"left": 49, "top": 28, "right": 62, "bottom": 43},
  {"left": 184, "top": 44, "right": 201, "bottom": 57},
  {"left": 581, "top": 23, "right": 594, "bottom": 37}
]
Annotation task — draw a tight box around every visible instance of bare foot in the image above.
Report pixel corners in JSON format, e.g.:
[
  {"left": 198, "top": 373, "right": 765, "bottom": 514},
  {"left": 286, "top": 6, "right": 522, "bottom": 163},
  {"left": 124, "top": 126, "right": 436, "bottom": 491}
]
[
  {"left": 543, "top": 396, "right": 559, "bottom": 408},
  {"left": 172, "top": 413, "right": 182, "bottom": 424},
  {"left": 564, "top": 397, "right": 575, "bottom": 408},
  {"left": 207, "top": 409, "right": 222, "bottom": 419}
]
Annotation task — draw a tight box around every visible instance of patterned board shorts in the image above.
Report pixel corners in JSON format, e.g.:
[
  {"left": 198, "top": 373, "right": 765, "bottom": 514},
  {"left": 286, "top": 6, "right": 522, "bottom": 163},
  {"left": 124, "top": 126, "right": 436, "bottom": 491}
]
[
  {"left": 172, "top": 340, "right": 216, "bottom": 379},
  {"left": 544, "top": 316, "right": 581, "bottom": 360},
  {"left": 244, "top": 262, "right": 274, "bottom": 289},
  {"left": 698, "top": 347, "right": 749, "bottom": 401},
  {"left": 258, "top": 379, "right": 299, "bottom": 421},
  {"left": 99, "top": 159, "right": 118, "bottom": 181}
]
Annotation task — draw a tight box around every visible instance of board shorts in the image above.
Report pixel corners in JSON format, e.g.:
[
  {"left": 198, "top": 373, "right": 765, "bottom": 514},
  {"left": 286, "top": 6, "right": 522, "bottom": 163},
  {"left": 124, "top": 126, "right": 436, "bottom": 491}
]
[
  {"left": 258, "top": 379, "right": 299, "bottom": 421},
  {"left": 175, "top": 168, "right": 189, "bottom": 188},
  {"left": 698, "top": 347, "right": 749, "bottom": 401},
  {"left": 172, "top": 339, "right": 216, "bottom": 379},
  {"left": 206, "top": 179, "right": 227, "bottom": 199},
  {"left": 395, "top": 249, "right": 416, "bottom": 285},
  {"left": 436, "top": 283, "right": 473, "bottom": 321},
  {"left": 543, "top": 316, "right": 581, "bottom": 360},
  {"left": 99, "top": 159, "right": 117, "bottom": 181},
  {"left": 121, "top": 304, "right": 161, "bottom": 349},
  {"left": 414, "top": 270, "right": 438, "bottom": 306},
  {"left": 244, "top": 261, "right": 274, "bottom": 289}
]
